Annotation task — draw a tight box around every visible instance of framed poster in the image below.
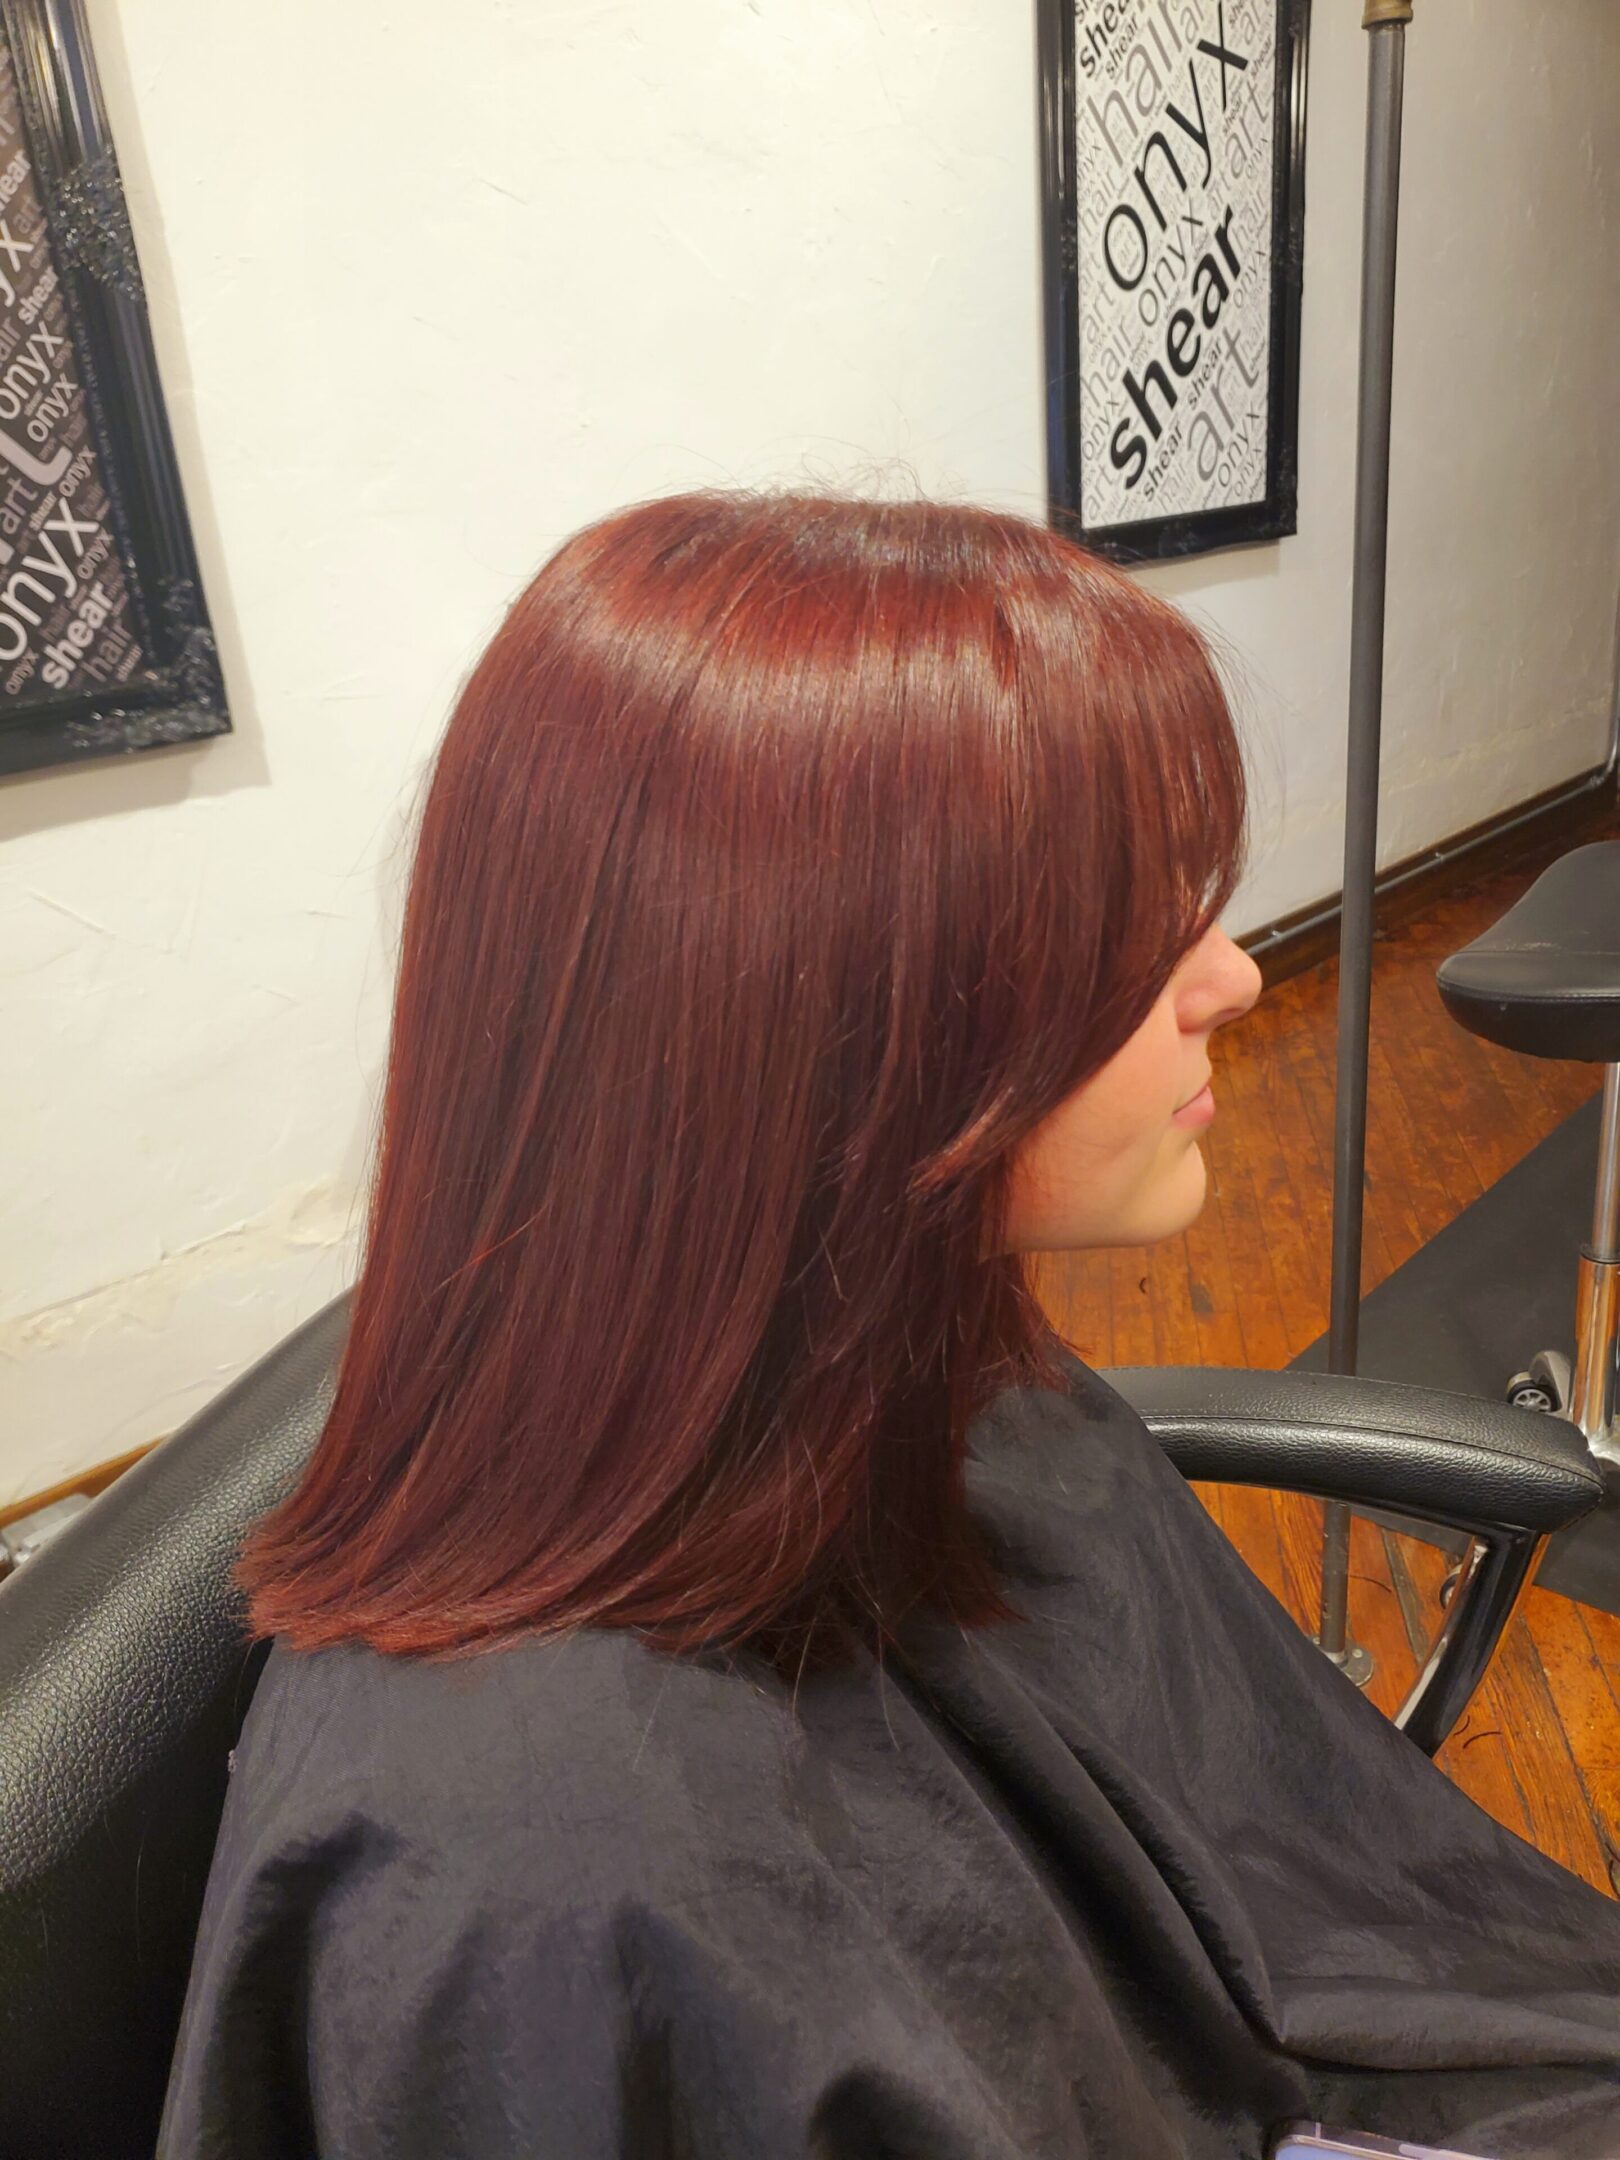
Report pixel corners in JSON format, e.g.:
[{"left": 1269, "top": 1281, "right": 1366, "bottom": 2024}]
[
  {"left": 0, "top": 0, "right": 227, "bottom": 779},
  {"left": 1039, "top": 0, "right": 1310, "bottom": 563}
]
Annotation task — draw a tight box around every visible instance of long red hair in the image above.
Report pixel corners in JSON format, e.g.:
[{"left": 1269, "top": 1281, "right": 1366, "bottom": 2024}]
[{"left": 237, "top": 487, "right": 1247, "bottom": 1674}]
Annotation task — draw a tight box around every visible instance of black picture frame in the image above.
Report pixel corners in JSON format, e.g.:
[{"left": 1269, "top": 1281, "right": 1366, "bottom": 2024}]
[
  {"left": 1039, "top": 0, "right": 1310, "bottom": 564},
  {"left": 0, "top": 0, "right": 227, "bottom": 778}
]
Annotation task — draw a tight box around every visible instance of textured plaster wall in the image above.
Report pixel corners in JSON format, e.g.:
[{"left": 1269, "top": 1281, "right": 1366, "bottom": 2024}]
[{"left": 2, "top": 0, "right": 1617, "bottom": 1503}]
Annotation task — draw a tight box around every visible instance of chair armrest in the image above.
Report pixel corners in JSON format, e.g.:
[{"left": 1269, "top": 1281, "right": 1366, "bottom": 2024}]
[
  {"left": 1104, "top": 1365, "right": 1604, "bottom": 1538},
  {"left": 1103, "top": 1365, "right": 1606, "bottom": 1757}
]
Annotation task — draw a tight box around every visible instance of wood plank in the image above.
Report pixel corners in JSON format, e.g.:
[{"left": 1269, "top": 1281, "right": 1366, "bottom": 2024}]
[
  {"left": 1270, "top": 1485, "right": 1324, "bottom": 1634},
  {"left": 1215, "top": 995, "right": 1330, "bottom": 1357},
  {"left": 1368, "top": 964, "right": 1489, "bottom": 1222},
  {"left": 1202, "top": 1064, "right": 1292, "bottom": 1371},
  {"left": 1190, "top": 1481, "right": 1229, "bottom": 1538},
  {"left": 1519, "top": 1588, "right": 1620, "bottom": 1892},
  {"left": 1148, "top": 1227, "right": 1201, "bottom": 1372},
  {"left": 1433, "top": 1673, "right": 1540, "bottom": 1849},
  {"left": 1363, "top": 1026, "right": 1463, "bottom": 1250},
  {"left": 1461, "top": 1620, "right": 1613, "bottom": 1893},
  {"left": 1381, "top": 1529, "right": 1432, "bottom": 1662},
  {"left": 1182, "top": 1134, "right": 1248, "bottom": 1370},
  {"left": 1373, "top": 963, "right": 1494, "bottom": 1218},
  {"left": 1286, "top": 975, "right": 1400, "bottom": 1295},
  {"left": 1108, "top": 1245, "right": 1158, "bottom": 1369},
  {"left": 1343, "top": 1511, "right": 1422, "bottom": 1723},
  {"left": 1217, "top": 1481, "right": 1295, "bottom": 1614}
]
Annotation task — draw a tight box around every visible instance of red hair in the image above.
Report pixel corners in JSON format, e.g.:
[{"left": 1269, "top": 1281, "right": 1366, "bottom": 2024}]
[{"left": 237, "top": 487, "right": 1247, "bottom": 1674}]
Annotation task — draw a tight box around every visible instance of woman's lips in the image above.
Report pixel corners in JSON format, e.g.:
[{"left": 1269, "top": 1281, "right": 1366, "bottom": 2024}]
[{"left": 1171, "top": 1083, "right": 1215, "bottom": 1128}]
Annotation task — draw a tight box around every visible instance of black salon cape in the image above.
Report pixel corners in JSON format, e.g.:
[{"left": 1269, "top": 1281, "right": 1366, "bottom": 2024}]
[{"left": 158, "top": 1356, "right": 1620, "bottom": 2159}]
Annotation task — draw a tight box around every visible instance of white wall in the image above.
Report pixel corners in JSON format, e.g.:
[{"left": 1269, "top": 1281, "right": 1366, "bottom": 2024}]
[
  {"left": 1158, "top": 0, "right": 1620, "bottom": 917},
  {"left": 3, "top": 0, "right": 1617, "bottom": 1504}
]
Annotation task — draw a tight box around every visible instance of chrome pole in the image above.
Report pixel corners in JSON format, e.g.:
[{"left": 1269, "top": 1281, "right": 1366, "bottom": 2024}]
[
  {"left": 1570, "top": 1063, "right": 1620, "bottom": 1463},
  {"left": 1317, "top": 0, "right": 1414, "bottom": 1685}
]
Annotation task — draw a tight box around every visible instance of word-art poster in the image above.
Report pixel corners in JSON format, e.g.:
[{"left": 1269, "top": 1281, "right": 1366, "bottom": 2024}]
[
  {"left": 0, "top": 0, "right": 226, "bottom": 778},
  {"left": 1040, "top": 0, "right": 1309, "bottom": 562}
]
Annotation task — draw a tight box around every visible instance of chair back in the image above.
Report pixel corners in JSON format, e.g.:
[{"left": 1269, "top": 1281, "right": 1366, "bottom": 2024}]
[{"left": 0, "top": 1293, "right": 348, "bottom": 2160}]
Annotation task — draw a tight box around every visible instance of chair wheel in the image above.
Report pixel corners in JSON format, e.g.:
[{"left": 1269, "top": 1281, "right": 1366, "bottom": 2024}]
[
  {"left": 1507, "top": 1375, "right": 1557, "bottom": 1412},
  {"left": 1438, "top": 1563, "right": 1464, "bottom": 1610},
  {"left": 1507, "top": 1350, "right": 1573, "bottom": 1417}
]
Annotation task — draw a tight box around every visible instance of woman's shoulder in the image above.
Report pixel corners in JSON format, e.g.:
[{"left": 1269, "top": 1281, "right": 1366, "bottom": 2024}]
[
  {"left": 233, "top": 1622, "right": 799, "bottom": 1888},
  {"left": 178, "top": 1630, "right": 827, "bottom": 2153},
  {"left": 962, "top": 1344, "right": 1209, "bottom": 1591},
  {"left": 967, "top": 1342, "right": 1170, "bottom": 1506},
  {"left": 246, "top": 1617, "right": 797, "bottom": 1775}
]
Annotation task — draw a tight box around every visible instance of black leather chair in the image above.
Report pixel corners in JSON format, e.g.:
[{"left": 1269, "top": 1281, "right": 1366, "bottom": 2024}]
[{"left": 0, "top": 1291, "right": 1603, "bottom": 2160}]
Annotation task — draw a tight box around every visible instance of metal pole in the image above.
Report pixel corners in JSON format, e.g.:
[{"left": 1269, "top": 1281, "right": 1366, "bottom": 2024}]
[
  {"left": 1569, "top": 1063, "right": 1620, "bottom": 1462},
  {"left": 1316, "top": 0, "right": 1413, "bottom": 1686}
]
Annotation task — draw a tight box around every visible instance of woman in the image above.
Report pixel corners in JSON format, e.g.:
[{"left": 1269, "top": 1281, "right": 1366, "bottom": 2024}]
[{"left": 159, "top": 490, "right": 1620, "bottom": 2158}]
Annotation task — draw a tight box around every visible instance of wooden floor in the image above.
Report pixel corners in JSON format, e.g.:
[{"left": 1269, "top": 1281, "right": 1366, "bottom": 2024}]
[{"left": 1032, "top": 815, "right": 1620, "bottom": 1898}]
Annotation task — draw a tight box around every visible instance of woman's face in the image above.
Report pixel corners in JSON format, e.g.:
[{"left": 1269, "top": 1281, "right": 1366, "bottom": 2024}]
[{"left": 999, "top": 924, "right": 1262, "bottom": 1254}]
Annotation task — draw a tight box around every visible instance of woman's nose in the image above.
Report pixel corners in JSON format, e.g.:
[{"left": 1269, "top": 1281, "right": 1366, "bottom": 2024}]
[
  {"left": 1187, "top": 926, "right": 1262, "bottom": 1030},
  {"left": 1224, "top": 934, "right": 1263, "bottom": 1020}
]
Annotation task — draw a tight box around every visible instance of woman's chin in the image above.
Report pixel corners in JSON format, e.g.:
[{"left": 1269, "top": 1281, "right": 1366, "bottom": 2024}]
[
  {"left": 997, "top": 1143, "right": 1209, "bottom": 1255},
  {"left": 1131, "top": 1143, "right": 1209, "bottom": 1246}
]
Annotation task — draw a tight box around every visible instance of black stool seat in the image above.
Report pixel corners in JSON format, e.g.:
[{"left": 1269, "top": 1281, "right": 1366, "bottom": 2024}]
[{"left": 1437, "top": 839, "right": 1620, "bottom": 1062}]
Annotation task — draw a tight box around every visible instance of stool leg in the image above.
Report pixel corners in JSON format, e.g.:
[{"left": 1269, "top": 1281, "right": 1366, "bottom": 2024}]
[{"left": 1571, "top": 1064, "right": 1620, "bottom": 1464}]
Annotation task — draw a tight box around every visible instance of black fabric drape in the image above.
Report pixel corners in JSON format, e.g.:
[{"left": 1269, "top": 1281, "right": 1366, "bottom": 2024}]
[{"left": 158, "top": 1357, "right": 1620, "bottom": 2158}]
